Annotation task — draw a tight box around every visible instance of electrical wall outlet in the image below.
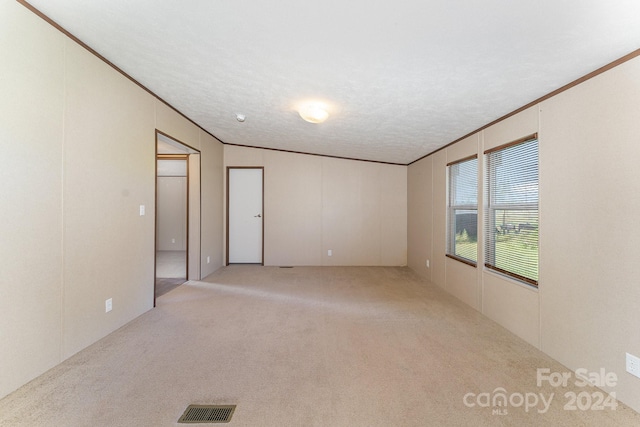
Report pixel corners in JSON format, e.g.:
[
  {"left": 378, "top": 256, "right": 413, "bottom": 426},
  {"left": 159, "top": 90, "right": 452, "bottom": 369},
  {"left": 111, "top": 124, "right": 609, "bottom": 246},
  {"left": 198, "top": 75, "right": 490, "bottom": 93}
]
[
  {"left": 328, "top": 249, "right": 332, "bottom": 256},
  {"left": 105, "top": 298, "right": 112, "bottom": 313},
  {"left": 627, "top": 353, "right": 640, "bottom": 378},
  {"left": 207, "top": 256, "right": 211, "bottom": 264}
]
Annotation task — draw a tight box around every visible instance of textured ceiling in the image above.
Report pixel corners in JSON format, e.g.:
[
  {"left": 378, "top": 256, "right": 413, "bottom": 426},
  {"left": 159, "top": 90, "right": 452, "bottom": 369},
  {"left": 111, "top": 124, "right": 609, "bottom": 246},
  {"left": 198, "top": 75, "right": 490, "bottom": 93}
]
[{"left": 24, "top": 0, "right": 640, "bottom": 164}]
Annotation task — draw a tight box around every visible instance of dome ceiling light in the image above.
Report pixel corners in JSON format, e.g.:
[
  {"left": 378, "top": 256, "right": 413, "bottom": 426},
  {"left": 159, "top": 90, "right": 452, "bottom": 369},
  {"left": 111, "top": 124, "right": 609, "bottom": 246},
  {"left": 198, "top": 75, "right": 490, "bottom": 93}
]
[{"left": 298, "top": 102, "right": 329, "bottom": 124}]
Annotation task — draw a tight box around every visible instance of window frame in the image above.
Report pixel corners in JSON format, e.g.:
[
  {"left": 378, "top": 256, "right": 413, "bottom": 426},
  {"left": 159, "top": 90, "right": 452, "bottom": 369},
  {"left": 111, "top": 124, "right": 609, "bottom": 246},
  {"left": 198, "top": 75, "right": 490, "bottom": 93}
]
[
  {"left": 484, "top": 133, "right": 539, "bottom": 287},
  {"left": 446, "top": 154, "right": 479, "bottom": 267}
]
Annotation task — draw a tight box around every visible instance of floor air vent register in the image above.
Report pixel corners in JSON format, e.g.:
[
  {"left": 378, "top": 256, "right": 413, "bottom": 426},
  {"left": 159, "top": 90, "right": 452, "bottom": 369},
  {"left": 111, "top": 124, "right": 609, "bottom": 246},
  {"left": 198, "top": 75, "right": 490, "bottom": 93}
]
[{"left": 178, "top": 405, "right": 236, "bottom": 424}]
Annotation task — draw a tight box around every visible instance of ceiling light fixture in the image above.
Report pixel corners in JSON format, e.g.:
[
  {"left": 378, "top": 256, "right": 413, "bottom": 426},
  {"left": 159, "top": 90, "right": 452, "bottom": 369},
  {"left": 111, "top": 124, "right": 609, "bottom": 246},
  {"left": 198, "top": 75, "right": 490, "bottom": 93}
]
[{"left": 298, "top": 103, "right": 329, "bottom": 124}]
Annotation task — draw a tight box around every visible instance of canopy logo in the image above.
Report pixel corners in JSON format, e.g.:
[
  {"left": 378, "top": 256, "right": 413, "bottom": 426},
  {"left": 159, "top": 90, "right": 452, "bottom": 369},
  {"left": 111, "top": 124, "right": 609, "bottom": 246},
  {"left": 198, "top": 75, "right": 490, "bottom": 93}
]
[
  {"left": 463, "top": 368, "right": 618, "bottom": 416},
  {"left": 463, "top": 388, "right": 553, "bottom": 415}
]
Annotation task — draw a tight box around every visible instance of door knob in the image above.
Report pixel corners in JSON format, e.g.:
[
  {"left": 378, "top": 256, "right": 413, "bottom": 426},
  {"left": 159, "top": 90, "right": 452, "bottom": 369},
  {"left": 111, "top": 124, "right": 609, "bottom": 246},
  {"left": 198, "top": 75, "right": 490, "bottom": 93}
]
[{"left": 254, "top": 214, "right": 261, "bottom": 218}]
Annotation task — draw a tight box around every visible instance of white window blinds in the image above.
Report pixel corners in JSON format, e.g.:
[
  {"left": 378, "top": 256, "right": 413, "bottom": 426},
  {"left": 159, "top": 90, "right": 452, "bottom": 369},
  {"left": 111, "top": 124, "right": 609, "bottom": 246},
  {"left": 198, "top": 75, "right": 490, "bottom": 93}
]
[
  {"left": 447, "top": 155, "right": 478, "bottom": 265},
  {"left": 484, "top": 135, "right": 539, "bottom": 286}
]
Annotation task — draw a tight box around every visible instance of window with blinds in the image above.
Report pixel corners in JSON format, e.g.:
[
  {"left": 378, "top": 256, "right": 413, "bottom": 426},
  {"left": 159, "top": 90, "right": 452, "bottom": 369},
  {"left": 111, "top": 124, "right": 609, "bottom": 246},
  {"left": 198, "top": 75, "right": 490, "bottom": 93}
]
[
  {"left": 484, "top": 135, "right": 539, "bottom": 286},
  {"left": 447, "top": 155, "right": 478, "bottom": 265}
]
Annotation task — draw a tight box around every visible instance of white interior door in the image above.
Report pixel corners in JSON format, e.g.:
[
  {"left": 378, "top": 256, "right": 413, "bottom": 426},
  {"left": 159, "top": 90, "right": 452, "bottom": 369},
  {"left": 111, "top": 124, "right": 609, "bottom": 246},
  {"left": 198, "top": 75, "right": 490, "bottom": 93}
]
[{"left": 228, "top": 168, "right": 263, "bottom": 264}]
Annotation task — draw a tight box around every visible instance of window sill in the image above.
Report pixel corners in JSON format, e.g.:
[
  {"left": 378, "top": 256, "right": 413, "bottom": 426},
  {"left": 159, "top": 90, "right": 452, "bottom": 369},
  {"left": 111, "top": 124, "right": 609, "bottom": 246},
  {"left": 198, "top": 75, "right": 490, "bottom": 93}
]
[{"left": 445, "top": 254, "right": 477, "bottom": 268}]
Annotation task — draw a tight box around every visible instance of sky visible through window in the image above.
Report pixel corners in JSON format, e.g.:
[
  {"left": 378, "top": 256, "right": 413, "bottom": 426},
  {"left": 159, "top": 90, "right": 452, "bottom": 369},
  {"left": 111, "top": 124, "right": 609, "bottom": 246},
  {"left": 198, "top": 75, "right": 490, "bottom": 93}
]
[
  {"left": 452, "top": 159, "right": 477, "bottom": 205},
  {"left": 491, "top": 142, "right": 538, "bottom": 206}
]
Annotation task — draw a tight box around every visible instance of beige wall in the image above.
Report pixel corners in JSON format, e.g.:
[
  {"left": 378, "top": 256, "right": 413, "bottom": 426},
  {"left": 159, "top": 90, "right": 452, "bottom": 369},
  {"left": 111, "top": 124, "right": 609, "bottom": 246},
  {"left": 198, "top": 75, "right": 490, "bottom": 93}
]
[
  {"left": 62, "top": 39, "right": 157, "bottom": 357},
  {"left": 224, "top": 146, "right": 408, "bottom": 266},
  {"left": 187, "top": 154, "right": 201, "bottom": 280},
  {"left": 200, "top": 131, "right": 225, "bottom": 276},
  {"left": 157, "top": 176, "right": 187, "bottom": 251},
  {"left": 155, "top": 101, "right": 201, "bottom": 150},
  {"left": 407, "top": 156, "right": 433, "bottom": 281},
  {"left": 407, "top": 57, "right": 640, "bottom": 412},
  {"left": 539, "top": 57, "right": 640, "bottom": 411},
  {"left": 0, "top": 0, "right": 65, "bottom": 400},
  {"left": 0, "top": 1, "right": 224, "bottom": 399}
]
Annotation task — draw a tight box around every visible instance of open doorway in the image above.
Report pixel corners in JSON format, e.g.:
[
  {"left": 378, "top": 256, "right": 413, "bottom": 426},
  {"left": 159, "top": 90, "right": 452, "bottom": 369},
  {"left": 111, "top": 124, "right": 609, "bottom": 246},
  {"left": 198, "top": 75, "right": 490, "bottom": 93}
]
[
  {"left": 155, "top": 131, "right": 201, "bottom": 304},
  {"left": 156, "top": 155, "right": 188, "bottom": 296}
]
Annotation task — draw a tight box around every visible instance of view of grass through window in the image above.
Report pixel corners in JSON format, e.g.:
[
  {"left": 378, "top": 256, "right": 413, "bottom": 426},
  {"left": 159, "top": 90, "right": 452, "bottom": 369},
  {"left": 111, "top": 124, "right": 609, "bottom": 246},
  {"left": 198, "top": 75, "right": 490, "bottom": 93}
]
[
  {"left": 455, "top": 211, "right": 538, "bottom": 281},
  {"left": 448, "top": 138, "right": 538, "bottom": 284},
  {"left": 489, "top": 210, "right": 538, "bottom": 281}
]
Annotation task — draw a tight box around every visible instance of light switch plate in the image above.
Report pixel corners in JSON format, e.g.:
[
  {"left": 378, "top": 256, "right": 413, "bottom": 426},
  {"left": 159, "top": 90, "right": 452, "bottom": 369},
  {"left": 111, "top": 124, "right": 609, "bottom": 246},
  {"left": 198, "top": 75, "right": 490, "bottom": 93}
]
[{"left": 139, "top": 205, "right": 145, "bottom": 216}]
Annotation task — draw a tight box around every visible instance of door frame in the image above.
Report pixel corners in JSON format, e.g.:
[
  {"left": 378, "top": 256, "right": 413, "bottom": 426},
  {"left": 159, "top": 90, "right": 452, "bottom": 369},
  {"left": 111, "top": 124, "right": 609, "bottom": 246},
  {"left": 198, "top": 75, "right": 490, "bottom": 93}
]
[
  {"left": 154, "top": 130, "right": 201, "bottom": 306},
  {"left": 226, "top": 166, "right": 264, "bottom": 265},
  {"left": 156, "top": 154, "right": 189, "bottom": 283}
]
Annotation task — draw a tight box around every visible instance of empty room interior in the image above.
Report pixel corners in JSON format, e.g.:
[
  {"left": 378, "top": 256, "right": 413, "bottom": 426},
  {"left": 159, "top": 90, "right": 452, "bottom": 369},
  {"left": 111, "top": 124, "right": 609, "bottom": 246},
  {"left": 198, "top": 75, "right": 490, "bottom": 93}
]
[{"left": 2, "top": 0, "right": 640, "bottom": 425}]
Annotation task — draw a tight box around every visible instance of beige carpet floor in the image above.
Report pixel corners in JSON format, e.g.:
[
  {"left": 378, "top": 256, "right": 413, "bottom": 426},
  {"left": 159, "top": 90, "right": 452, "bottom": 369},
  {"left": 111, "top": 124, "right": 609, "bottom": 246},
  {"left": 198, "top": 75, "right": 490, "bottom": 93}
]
[
  {"left": 155, "top": 277, "right": 186, "bottom": 298},
  {"left": 155, "top": 250, "right": 187, "bottom": 279},
  {"left": 0, "top": 266, "right": 638, "bottom": 426},
  {"left": 155, "top": 250, "right": 187, "bottom": 297}
]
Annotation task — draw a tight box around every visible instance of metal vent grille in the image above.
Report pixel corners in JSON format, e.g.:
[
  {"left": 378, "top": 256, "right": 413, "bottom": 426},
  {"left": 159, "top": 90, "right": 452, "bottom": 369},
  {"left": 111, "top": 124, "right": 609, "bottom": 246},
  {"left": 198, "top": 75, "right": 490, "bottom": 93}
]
[{"left": 178, "top": 405, "right": 236, "bottom": 423}]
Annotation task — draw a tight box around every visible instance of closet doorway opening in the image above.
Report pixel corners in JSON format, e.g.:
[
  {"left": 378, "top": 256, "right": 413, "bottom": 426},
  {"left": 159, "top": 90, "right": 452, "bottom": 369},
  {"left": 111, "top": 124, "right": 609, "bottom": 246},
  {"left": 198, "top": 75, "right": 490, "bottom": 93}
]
[{"left": 155, "top": 132, "right": 200, "bottom": 305}]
